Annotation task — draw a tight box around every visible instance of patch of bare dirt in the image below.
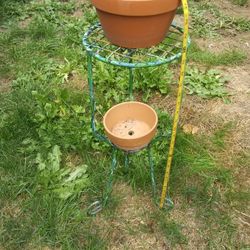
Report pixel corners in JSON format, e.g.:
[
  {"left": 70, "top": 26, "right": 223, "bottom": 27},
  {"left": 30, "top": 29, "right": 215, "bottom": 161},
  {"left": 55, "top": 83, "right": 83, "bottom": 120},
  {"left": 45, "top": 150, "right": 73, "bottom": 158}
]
[
  {"left": 232, "top": 209, "right": 250, "bottom": 246},
  {"left": 152, "top": 64, "right": 250, "bottom": 150},
  {"left": 211, "top": 0, "right": 250, "bottom": 19},
  {"left": 169, "top": 198, "right": 208, "bottom": 250},
  {"left": 75, "top": 0, "right": 88, "bottom": 4},
  {"left": 151, "top": 91, "right": 223, "bottom": 135},
  {"left": 0, "top": 78, "right": 11, "bottom": 93},
  {"left": 184, "top": 0, "right": 250, "bottom": 193},
  {"left": 0, "top": 27, "right": 6, "bottom": 33},
  {"left": 94, "top": 183, "right": 166, "bottom": 250},
  {"left": 1, "top": 202, "right": 21, "bottom": 218},
  {"left": 65, "top": 152, "right": 83, "bottom": 167},
  {"left": 93, "top": 183, "right": 210, "bottom": 250},
  {"left": 26, "top": 245, "right": 62, "bottom": 250},
  {"left": 19, "top": 17, "right": 32, "bottom": 29},
  {"left": 195, "top": 33, "right": 250, "bottom": 60},
  {"left": 71, "top": 0, "right": 88, "bottom": 18},
  {"left": 72, "top": 9, "right": 83, "bottom": 18},
  {"left": 210, "top": 66, "right": 250, "bottom": 150},
  {"left": 173, "top": 15, "right": 184, "bottom": 27},
  {"left": 66, "top": 72, "right": 87, "bottom": 90}
]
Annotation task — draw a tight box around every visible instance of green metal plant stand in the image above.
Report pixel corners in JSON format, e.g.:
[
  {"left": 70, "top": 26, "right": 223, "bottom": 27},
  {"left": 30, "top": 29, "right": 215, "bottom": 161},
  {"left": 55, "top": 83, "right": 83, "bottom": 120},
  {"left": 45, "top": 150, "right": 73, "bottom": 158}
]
[{"left": 83, "top": 22, "right": 190, "bottom": 215}]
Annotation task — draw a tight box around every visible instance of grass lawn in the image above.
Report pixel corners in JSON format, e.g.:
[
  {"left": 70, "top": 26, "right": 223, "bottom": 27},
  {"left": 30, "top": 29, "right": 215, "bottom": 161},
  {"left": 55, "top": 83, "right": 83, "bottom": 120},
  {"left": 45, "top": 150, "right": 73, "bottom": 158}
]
[{"left": 0, "top": 0, "right": 249, "bottom": 249}]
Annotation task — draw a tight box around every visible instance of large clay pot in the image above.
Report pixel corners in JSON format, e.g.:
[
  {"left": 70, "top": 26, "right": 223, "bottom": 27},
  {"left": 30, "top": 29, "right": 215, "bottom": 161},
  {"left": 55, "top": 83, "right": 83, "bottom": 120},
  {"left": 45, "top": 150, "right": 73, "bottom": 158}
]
[
  {"left": 103, "top": 102, "right": 158, "bottom": 151},
  {"left": 91, "top": 0, "right": 180, "bottom": 48}
]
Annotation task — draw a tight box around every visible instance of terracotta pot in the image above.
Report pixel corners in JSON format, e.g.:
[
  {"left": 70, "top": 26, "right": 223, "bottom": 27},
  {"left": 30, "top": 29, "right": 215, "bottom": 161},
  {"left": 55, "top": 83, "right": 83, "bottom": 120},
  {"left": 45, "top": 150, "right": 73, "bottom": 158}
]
[
  {"left": 91, "top": 0, "right": 180, "bottom": 48},
  {"left": 103, "top": 102, "right": 158, "bottom": 151}
]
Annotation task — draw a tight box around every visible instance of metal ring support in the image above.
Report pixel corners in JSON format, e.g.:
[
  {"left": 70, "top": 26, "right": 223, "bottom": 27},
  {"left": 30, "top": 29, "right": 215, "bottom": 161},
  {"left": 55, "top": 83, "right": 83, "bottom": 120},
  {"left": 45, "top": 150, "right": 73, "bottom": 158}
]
[{"left": 83, "top": 23, "right": 191, "bottom": 68}]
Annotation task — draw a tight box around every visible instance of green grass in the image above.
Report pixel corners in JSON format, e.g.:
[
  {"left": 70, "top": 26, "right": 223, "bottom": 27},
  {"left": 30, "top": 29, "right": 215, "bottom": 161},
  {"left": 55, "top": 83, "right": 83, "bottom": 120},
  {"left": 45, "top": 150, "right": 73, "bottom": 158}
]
[
  {"left": 226, "top": 151, "right": 250, "bottom": 212},
  {"left": 0, "top": 0, "right": 249, "bottom": 249},
  {"left": 0, "top": 88, "right": 109, "bottom": 249},
  {"left": 231, "top": 0, "right": 249, "bottom": 6},
  {"left": 212, "top": 122, "right": 233, "bottom": 148},
  {"left": 190, "top": 1, "right": 250, "bottom": 37},
  {"left": 150, "top": 211, "right": 188, "bottom": 247},
  {"left": 189, "top": 42, "right": 247, "bottom": 66}
]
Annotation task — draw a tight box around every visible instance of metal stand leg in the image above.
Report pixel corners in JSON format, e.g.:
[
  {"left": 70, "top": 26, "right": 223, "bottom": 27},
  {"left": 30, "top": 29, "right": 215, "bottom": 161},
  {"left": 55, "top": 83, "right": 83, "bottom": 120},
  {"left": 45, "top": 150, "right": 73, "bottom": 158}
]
[
  {"left": 147, "top": 145, "right": 156, "bottom": 198},
  {"left": 129, "top": 67, "right": 134, "bottom": 100},
  {"left": 87, "top": 52, "right": 95, "bottom": 134},
  {"left": 124, "top": 152, "right": 130, "bottom": 171},
  {"left": 87, "top": 148, "right": 117, "bottom": 215},
  {"left": 103, "top": 148, "right": 118, "bottom": 206},
  {"left": 165, "top": 193, "right": 174, "bottom": 209},
  {"left": 87, "top": 52, "right": 110, "bottom": 144}
]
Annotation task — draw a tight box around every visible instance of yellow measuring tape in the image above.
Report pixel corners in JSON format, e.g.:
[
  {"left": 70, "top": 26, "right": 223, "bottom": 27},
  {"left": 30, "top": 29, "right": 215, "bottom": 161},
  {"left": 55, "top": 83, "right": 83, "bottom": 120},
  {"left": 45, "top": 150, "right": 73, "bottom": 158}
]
[{"left": 160, "top": 0, "right": 189, "bottom": 208}]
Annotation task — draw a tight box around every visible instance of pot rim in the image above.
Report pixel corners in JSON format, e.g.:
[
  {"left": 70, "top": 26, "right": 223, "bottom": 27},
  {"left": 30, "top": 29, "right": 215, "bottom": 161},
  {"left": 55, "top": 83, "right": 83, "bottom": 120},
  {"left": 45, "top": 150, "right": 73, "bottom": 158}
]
[
  {"left": 91, "top": 0, "right": 180, "bottom": 16},
  {"left": 103, "top": 101, "right": 158, "bottom": 141}
]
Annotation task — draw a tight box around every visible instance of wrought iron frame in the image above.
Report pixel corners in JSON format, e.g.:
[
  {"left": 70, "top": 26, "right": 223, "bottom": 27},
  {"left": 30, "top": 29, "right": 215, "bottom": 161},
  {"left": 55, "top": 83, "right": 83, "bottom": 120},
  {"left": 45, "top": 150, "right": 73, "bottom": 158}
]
[{"left": 83, "top": 23, "right": 190, "bottom": 214}]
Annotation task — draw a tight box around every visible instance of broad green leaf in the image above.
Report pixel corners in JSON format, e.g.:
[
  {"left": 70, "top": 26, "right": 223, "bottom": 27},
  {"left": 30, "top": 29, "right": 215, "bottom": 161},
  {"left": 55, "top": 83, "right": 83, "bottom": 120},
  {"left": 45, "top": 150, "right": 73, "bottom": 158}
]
[
  {"left": 64, "top": 165, "right": 88, "bottom": 183},
  {"left": 48, "top": 145, "right": 61, "bottom": 171}
]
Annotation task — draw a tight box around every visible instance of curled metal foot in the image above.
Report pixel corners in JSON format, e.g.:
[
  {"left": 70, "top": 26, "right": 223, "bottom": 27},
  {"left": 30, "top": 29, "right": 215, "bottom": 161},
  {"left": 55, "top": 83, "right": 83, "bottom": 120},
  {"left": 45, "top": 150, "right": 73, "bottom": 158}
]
[
  {"left": 165, "top": 195, "right": 174, "bottom": 209},
  {"left": 147, "top": 145, "right": 156, "bottom": 198},
  {"left": 87, "top": 200, "right": 103, "bottom": 215}
]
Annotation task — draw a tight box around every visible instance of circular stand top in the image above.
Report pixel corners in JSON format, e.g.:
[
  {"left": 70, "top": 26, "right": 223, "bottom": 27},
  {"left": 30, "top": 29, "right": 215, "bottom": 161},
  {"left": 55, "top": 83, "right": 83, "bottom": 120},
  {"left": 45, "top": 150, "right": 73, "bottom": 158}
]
[{"left": 83, "top": 23, "right": 191, "bottom": 68}]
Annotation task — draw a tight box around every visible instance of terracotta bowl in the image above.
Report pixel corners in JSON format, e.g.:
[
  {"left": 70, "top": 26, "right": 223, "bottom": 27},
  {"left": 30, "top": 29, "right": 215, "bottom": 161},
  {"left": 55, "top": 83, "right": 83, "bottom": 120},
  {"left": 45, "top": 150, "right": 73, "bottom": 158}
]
[
  {"left": 91, "top": 0, "right": 180, "bottom": 48},
  {"left": 103, "top": 102, "right": 158, "bottom": 151}
]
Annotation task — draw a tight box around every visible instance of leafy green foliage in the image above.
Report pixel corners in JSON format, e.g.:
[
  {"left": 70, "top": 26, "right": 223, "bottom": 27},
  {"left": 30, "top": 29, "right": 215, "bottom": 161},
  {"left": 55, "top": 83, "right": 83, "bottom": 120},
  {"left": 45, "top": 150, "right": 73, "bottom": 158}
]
[
  {"left": 185, "top": 68, "right": 228, "bottom": 98},
  {"left": 31, "top": 88, "right": 92, "bottom": 149},
  {"left": 190, "top": 1, "right": 250, "bottom": 37},
  {"left": 134, "top": 66, "right": 173, "bottom": 101},
  {"left": 0, "top": 0, "right": 30, "bottom": 23},
  {"left": 93, "top": 61, "right": 173, "bottom": 107},
  {"left": 36, "top": 145, "right": 89, "bottom": 199}
]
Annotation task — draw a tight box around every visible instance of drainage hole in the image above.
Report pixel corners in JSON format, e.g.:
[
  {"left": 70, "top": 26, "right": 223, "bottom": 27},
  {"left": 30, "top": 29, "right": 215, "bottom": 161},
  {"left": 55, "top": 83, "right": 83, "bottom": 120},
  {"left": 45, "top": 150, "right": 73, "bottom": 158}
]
[{"left": 128, "top": 130, "right": 134, "bottom": 136}]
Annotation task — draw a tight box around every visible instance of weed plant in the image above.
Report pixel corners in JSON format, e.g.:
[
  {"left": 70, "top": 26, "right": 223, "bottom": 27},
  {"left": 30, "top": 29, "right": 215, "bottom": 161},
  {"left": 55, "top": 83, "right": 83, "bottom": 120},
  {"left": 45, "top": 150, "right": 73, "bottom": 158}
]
[
  {"left": 185, "top": 67, "right": 229, "bottom": 99},
  {"left": 190, "top": 1, "right": 250, "bottom": 37}
]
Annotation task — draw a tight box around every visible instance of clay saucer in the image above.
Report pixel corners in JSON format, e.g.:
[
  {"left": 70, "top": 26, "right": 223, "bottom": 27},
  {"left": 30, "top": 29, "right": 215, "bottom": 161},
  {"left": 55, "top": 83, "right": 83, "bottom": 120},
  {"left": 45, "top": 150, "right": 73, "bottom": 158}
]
[{"left": 103, "top": 102, "right": 158, "bottom": 151}]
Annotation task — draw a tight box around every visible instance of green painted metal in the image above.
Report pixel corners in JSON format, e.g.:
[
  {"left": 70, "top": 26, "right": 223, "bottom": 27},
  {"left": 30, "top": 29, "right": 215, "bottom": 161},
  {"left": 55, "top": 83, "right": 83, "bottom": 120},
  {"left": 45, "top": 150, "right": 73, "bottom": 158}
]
[
  {"left": 128, "top": 67, "right": 134, "bottom": 100},
  {"left": 83, "top": 23, "right": 191, "bottom": 69},
  {"left": 87, "top": 52, "right": 112, "bottom": 145},
  {"left": 84, "top": 22, "right": 191, "bottom": 214},
  {"left": 103, "top": 148, "right": 118, "bottom": 206},
  {"left": 147, "top": 145, "right": 156, "bottom": 198}
]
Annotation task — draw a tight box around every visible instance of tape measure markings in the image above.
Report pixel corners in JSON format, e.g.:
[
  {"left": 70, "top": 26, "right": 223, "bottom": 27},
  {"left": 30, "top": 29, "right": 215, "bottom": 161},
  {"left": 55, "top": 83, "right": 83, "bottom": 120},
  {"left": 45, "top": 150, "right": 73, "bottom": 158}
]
[{"left": 159, "top": 0, "right": 189, "bottom": 208}]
